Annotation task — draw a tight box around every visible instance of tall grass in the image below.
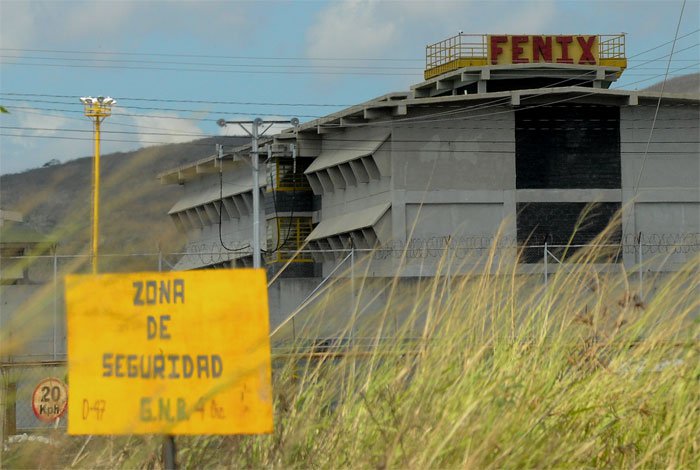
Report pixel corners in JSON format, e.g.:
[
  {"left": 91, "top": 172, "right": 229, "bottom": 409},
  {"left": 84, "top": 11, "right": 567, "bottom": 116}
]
[{"left": 2, "top": 227, "right": 699, "bottom": 469}]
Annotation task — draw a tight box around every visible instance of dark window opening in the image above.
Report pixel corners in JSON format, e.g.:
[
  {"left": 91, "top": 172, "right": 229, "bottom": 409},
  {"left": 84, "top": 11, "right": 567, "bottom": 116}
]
[
  {"left": 515, "top": 104, "right": 621, "bottom": 189},
  {"left": 516, "top": 202, "right": 622, "bottom": 263}
]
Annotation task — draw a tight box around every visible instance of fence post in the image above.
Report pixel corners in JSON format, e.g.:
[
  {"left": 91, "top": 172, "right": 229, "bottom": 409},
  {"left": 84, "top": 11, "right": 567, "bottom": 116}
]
[
  {"left": 446, "top": 235, "right": 452, "bottom": 302},
  {"left": 158, "top": 249, "right": 163, "bottom": 273},
  {"left": 544, "top": 242, "right": 548, "bottom": 288},
  {"left": 638, "top": 232, "right": 643, "bottom": 299},
  {"left": 350, "top": 246, "right": 355, "bottom": 343},
  {"left": 1, "top": 369, "right": 17, "bottom": 440},
  {"left": 53, "top": 250, "right": 58, "bottom": 360}
]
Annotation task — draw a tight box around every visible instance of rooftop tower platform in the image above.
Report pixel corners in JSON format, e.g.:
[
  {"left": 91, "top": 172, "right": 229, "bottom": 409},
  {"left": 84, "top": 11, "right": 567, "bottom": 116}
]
[{"left": 417, "top": 33, "right": 626, "bottom": 97}]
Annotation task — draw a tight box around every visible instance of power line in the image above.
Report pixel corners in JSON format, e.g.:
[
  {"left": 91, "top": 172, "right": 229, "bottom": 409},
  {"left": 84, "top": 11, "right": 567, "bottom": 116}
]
[
  {"left": 626, "top": 28, "right": 699, "bottom": 58},
  {"left": 622, "top": 42, "right": 699, "bottom": 70},
  {"left": 217, "top": 169, "right": 251, "bottom": 253},
  {"left": 3, "top": 131, "right": 697, "bottom": 154},
  {"left": 3, "top": 106, "right": 224, "bottom": 135},
  {"left": 2, "top": 50, "right": 697, "bottom": 149},
  {"left": 612, "top": 61, "right": 700, "bottom": 88},
  {"left": 1, "top": 41, "right": 697, "bottom": 112},
  {"left": 2, "top": 29, "right": 697, "bottom": 64},
  {"left": 0, "top": 125, "right": 214, "bottom": 138},
  {"left": 0, "top": 92, "right": 353, "bottom": 108},
  {"left": 0, "top": 61, "right": 418, "bottom": 76},
  {"left": 0, "top": 47, "right": 423, "bottom": 62},
  {"left": 0, "top": 98, "right": 325, "bottom": 118},
  {"left": 1, "top": 53, "right": 696, "bottom": 73},
  {"left": 0, "top": 54, "right": 423, "bottom": 71},
  {"left": 4, "top": 65, "right": 698, "bottom": 143},
  {"left": 329, "top": 64, "right": 700, "bottom": 129},
  {"left": 3, "top": 57, "right": 698, "bottom": 78},
  {"left": 2, "top": 53, "right": 697, "bottom": 108},
  {"left": 4, "top": 72, "right": 696, "bottom": 141},
  {"left": 5, "top": 122, "right": 700, "bottom": 144},
  {"left": 1, "top": 104, "right": 317, "bottom": 121},
  {"left": 3, "top": 42, "right": 697, "bottom": 77},
  {"left": 0, "top": 132, "right": 233, "bottom": 146}
]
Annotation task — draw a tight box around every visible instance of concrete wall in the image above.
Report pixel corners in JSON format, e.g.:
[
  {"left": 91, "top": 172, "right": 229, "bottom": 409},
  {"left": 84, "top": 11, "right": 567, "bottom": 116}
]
[
  {"left": 391, "top": 109, "right": 516, "bottom": 253},
  {"left": 0, "top": 285, "right": 65, "bottom": 362},
  {"left": 392, "top": 110, "right": 515, "bottom": 192},
  {"left": 318, "top": 126, "right": 393, "bottom": 220},
  {"left": 620, "top": 102, "right": 700, "bottom": 268},
  {"left": 311, "top": 109, "right": 516, "bottom": 276}
]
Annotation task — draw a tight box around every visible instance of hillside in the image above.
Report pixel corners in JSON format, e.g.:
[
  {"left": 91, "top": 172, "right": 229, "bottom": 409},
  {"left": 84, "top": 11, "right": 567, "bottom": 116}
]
[
  {"left": 0, "top": 136, "right": 247, "bottom": 265},
  {"left": 643, "top": 72, "right": 699, "bottom": 94}
]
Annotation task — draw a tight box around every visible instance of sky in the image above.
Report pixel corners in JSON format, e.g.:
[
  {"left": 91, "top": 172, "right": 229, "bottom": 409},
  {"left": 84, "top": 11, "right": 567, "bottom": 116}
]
[{"left": 0, "top": 0, "right": 698, "bottom": 174}]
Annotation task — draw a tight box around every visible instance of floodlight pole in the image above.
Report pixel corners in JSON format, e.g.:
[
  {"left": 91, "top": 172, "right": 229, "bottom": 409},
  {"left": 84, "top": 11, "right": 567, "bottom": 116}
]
[
  {"left": 217, "top": 117, "right": 298, "bottom": 269},
  {"left": 81, "top": 96, "right": 116, "bottom": 274},
  {"left": 92, "top": 117, "right": 101, "bottom": 274}
]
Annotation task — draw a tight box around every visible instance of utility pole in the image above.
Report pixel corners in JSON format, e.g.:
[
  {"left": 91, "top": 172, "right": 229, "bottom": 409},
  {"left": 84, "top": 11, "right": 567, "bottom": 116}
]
[{"left": 216, "top": 117, "right": 298, "bottom": 269}]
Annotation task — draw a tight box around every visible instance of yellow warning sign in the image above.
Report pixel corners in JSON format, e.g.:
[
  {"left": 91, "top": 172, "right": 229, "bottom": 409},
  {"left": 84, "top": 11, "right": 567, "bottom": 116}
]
[{"left": 65, "top": 270, "right": 273, "bottom": 435}]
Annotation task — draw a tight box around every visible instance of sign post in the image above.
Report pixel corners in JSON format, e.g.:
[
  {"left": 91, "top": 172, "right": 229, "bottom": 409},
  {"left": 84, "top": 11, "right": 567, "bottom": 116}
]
[{"left": 66, "top": 270, "right": 273, "bottom": 466}]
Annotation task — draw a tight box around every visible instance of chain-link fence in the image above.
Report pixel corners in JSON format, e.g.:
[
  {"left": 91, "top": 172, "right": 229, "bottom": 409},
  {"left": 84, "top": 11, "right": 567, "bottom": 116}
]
[
  {"left": 0, "top": 362, "right": 68, "bottom": 442},
  {"left": 1, "top": 235, "right": 698, "bottom": 441}
]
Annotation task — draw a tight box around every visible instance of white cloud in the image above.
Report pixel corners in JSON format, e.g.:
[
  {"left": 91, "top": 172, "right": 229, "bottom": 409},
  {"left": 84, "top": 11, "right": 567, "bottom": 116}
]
[
  {"left": 125, "top": 110, "right": 205, "bottom": 147},
  {"left": 0, "top": 1, "right": 249, "bottom": 54},
  {"left": 14, "top": 107, "right": 72, "bottom": 139},
  {"left": 0, "top": 1, "right": 136, "bottom": 53},
  {"left": 307, "top": 0, "right": 398, "bottom": 59},
  {"left": 0, "top": 104, "right": 94, "bottom": 173},
  {"left": 305, "top": 1, "right": 560, "bottom": 62}
]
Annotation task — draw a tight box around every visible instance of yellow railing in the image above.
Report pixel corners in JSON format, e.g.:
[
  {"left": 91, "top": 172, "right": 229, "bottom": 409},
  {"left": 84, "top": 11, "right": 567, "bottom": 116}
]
[
  {"left": 268, "top": 160, "right": 312, "bottom": 192},
  {"left": 599, "top": 34, "right": 626, "bottom": 59},
  {"left": 598, "top": 34, "right": 627, "bottom": 74},
  {"left": 425, "top": 34, "right": 488, "bottom": 79},
  {"left": 267, "top": 217, "right": 314, "bottom": 263}
]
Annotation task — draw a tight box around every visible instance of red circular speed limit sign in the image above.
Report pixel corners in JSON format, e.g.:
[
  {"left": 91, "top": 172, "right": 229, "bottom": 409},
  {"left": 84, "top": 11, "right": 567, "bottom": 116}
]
[{"left": 32, "top": 377, "right": 68, "bottom": 422}]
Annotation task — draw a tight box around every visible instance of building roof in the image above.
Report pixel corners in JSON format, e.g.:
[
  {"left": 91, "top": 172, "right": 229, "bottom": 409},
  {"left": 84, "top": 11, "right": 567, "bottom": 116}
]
[
  {"left": 167, "top": 173, "right": 265, "bottom": 214},
  {"left": 307, "top": 202, "right": 391, "bottom": 242},
  {"left": 412, "top": 63, "right": 623, "bottom": 98},
  {"left": 158, "top": 69, "right": 699, "bottom": 184},
  {"left": 305, "top": 133, "right": 390, "bottom": 174},
  {"left": 0, "top": 221, "right": 50, "bottom": 245}
]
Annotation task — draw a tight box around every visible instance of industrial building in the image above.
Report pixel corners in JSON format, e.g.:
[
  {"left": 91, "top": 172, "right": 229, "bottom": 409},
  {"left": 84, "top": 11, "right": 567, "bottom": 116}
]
[{"left": 159, "top": 34, "right": 699, "bottom": 290}]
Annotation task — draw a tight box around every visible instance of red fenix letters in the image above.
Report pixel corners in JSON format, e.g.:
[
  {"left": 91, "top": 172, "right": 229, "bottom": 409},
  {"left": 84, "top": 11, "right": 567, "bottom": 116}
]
[{"left": 490, "top": 35, "right": 597, "bottom": 65}]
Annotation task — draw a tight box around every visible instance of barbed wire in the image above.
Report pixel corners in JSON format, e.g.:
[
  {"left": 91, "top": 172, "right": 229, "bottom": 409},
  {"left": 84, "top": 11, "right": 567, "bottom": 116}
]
[{"left": 3, "top": 233, "right": 697, "bottom": 264}]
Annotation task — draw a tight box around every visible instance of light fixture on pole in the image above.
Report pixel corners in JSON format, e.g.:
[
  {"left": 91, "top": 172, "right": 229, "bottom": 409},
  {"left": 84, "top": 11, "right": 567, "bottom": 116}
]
[
  {"left": 80, "top": 96, "right": 116, "bottom": 274},
  {"left": 217, "top": 117, "right": 299, "bottom": 269}
]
